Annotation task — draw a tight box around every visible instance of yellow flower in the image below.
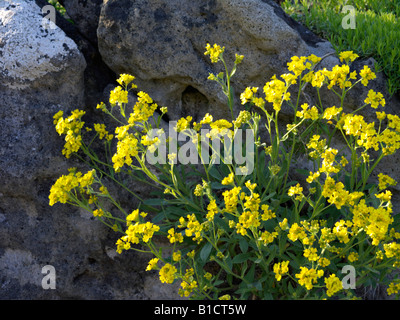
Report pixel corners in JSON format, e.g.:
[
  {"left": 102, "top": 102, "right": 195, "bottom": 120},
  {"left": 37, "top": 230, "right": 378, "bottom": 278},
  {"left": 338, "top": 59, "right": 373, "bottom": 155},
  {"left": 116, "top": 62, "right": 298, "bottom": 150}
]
[
  {"left": 378, "top": 173, "right": 397, "bottom": 190},
  {"left": 167, "top": 228, "right": 184, "bottom": 244},
  {"left": 233, "top": 110, "right": 251, "bottom": 128},
  {"left": 146, "top": 258, "right": 159, "bottom": 271},
  {"left": 376, "top": 190, "right": 392, "bottom": 202},
  {"left": 273, "top": 261, "right": 290, "bottom": 281},
  {"left": 126, "top": 209, "right": 140, "bottom": 225},
  {"left": 173, "top": 251, "right": 182, "bottom": 262},
  {"left": 287, "top": 56, "right": 308, "bottom": 77},
  {"left": 323, "top": 106, "right": 342, "bottom": 120},
  {"left": 348, "top": 252, "right": 359, "bottom": 263},
  {"left": 296, "top": 103, "right": 319, "bottom": 120},
  {"left": 325, "top": 64, "right": 352, "bottom": 89},
  {"left": 295, "top": 267, "right": 324, "bottom": 290},
  {"left": 339, "top": 51, "right": 359, "bottom": 63},
  {"left": 310, "top": 70, "right": 326, "bottom": 88},
  {"left": 181, "top": 214, "right": 203, "bottom": 243},
  {"left": 260, "top": 230, "right": 278, "bottom": 245},
  {"left": 376, "top": 111, "right": 386, "bottom": 121},
  {"left": 49, "top": 168, "right": 95, "bottom": 206},
  {"left": 261, "top": 204, "right": 276, "bottom": 221},
  {"left": 209, "top": 119, "right": 233, "bottom": 139},
  {"left": 364, "top": 89, "right": 385, "bottom": 109},
  {"left": 116, "top": 73, "right": 136, "bottom": 88},
  {"left": 93, "top": 209, "right": 104, "bottom": 217},
  {"left": 218, "top": 294, "right": 231, "bottom": 300},
  {"left": 288, "top": 183, "right": 303, "bottom": 201},
  {"left": 318, "top": 257, "right": 331, "bottom": 267},
  {"left": 175, "top": 116, "right": 192, "bottom": 132},
  {"left": 304, "top": 247, "right": 319, "bottom": 262},
  {"left": 206, "top": 200, "right": 218, "bottom": 221},
  {"left": 187, "top": 250, "right": 196, "bottom": 259},
  {"left": 53, "top": 110, "right": 64, "bottom": 125},
  {"left": 222, "top": 187, "right": 241, "bottom": 213},
  {"left": 128, "top": 91, "right": 158, "bottom": 123},
  {"left": 240, "top": 87, "right": 258, "bottom": 105},
  {"left": 109, "top": 86, "right": 128, "bottom": 106},
  {"left": 236, "top": 210, "right": 260, "bottom": 235},
  {"left": 112, "top": 134, "right": 139, "bottom": 171},
  {"left": 235, "top": 53, "right": 244, "bottom": 64},
  {"left": 279, "top": 218, "right": 289, "bottom": 231},
  {"left": 359, "top": 65, "right": 376, "bottom": 86},
  {"left": 288, "top": 223, "right": 307, "bottom": 242},
  {"left": 387, "top": 282, "right": 400, "bottom": 296},
  {"left": 204, "top": 272, "right": 213, "bottom": 280},
  {"left": 324, "top": 274, "right": 343, "bottom": 297},
  {"left": 204, "top": 43, "right": 225, "bottom": 63},
  {"left": 221, "top": 172, "right": 235, "bottom": 185},
  {"left": 306, "top": 171, "right": 320, "bottom": 184},
  {"left": 54, "top": 109, "right": 86, "bottom": 158},
  {"left": 333, "top": 220, "right": 351, "bottom": 244},
  {"left": 94, "top": 123, "right": 111, "bottom": 140},
  {"left": 263, "top": 75, "right": 290, "bottom": 112},
  {"left": 159, "top": 263, "right": 177, "bottom": 284},
  {"left": 307, "top": 54, "right": 322, "bottom": 64}
]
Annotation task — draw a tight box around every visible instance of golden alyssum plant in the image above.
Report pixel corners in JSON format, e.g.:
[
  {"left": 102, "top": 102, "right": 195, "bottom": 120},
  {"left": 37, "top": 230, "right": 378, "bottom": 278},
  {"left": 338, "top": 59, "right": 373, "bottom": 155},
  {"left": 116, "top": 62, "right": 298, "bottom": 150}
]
[{"left": 49, "top": 44, "right": 400, "bottom": 299}]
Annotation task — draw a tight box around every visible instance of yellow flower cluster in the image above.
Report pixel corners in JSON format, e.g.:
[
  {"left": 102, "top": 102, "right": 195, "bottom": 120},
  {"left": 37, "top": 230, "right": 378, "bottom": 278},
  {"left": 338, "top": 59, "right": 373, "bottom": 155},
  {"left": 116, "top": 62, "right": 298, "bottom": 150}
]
[
  {"left": 178, "top": 214, "right": 204, "bottom": 243},
  {"left": 159, "top": 263, "right": 177, "bottom": 284},
  {"left": 179, "top": 268, "right": 198, "bottom": 297},
  {"left": 324, "top": 274, "right": 343, "bottom": 297},
  {"left": 109, "top": 86, "right": 128, "bottom": 106},
  {"left": 387, "top": 282, "right": 400, "bottom": 296},
  {"left": 364, "top": 89, "right": 386, "bottom": 109},
  {"left": 263, "top": 75, "right": 291, "bottom": 112},
  {"left": 112, "top": 127, "right": 139, "bottom": 172},
  {"left": 128, "top": 91, "right": 158, "bottom": 124},
  {"left": 116, "top": 219, "right": 160, "bottom": 254},
  {"left": 206, "top": 200, "right": 219, "bottom": 221},
  {"left": 384, "top": 242, "right": 400, "bottom": 266},
  {"left": 49, "top": 168, "right": 95, "bottom": 206},
  {"left": 378, "top": 173, "right": 397, "bottom": 190},
  {"left": 53, "top": 110, "right": 85, "bottom": 158},
  {"left": 296, "top": 103, "right": 319, "bottom": 120},
  {"left": 204, "top": 43, "right": 225, "bottom": 63},
  {"left": 352, "top": 199, "right": 394, "bottom": 245},
  {"left": 94, "top": 123, "right": 113, "bottom": 141},
  {"left": 116, "top": 73, "right": 137, "bottom": 88},
  {"left": 295, "top": 267, "right": 324, "bottom": 290},
  {"left": 222, "top": 186, "right": 241, "bottom": 213},
  {"left": 175, "top": 116, "right": 192, "bottom": 132},
  {"left": 273, "top": 261, "right": 289, "bottom": 281},
  {"left": 146, "top": 257, "right": 159, "bottom": 271},
  {"left": 167, "top": 228, "right": 184, "bottom": 244}
]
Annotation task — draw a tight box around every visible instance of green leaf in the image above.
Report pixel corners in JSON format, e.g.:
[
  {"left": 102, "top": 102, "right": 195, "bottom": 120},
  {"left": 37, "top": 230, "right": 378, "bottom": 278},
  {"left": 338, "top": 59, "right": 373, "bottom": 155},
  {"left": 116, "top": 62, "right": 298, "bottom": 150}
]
[
  {"left": 232, "top": 252, "right": 252, "bottom": 264},
  {"left": 208, "top": 167, "right": 223, "bottom": 180},
  {"left": 200, "top": 242, "right": 213, "bottom": 263},
  {"left": 239, "top": 238, "right": 249, "bottom": 253},
  {"left": 244, "top": 263, "right": 256, "bottom": 283},
  {"left": 143, "top": 198, "right": 168, "bottom": 206}
]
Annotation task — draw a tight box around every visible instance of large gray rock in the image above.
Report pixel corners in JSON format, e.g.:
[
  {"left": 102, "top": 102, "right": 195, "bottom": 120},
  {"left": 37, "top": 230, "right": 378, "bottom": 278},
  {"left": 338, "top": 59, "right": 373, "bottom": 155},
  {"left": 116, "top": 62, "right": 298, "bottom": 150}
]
[
  {"left": 0, "top": 0, "right": 86, "bottom": 197},
  {"left": 59, "top": 0, "right": 103, "bottom": 44},
  {"left": 0, "top": 0, "right": 169, "bottom": 300},
  {"left": 97, "top": 0, "right": 336, "bottom": 120}
]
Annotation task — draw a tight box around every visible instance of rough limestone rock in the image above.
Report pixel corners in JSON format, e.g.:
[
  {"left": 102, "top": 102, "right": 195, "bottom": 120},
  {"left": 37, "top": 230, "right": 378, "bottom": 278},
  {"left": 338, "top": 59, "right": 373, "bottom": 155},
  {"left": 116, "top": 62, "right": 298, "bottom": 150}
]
[
  {"left": 0, "top": 0, "right": 169, "bottom": 300},
  {"left": 59, "top": 0, "right": 103, "bottom": 44},
  {"left": 0, "top": 0, "right": 86, "bottom": 199},
  {"left": 97, "top": 0, "right": 338, "bottom": 120}
]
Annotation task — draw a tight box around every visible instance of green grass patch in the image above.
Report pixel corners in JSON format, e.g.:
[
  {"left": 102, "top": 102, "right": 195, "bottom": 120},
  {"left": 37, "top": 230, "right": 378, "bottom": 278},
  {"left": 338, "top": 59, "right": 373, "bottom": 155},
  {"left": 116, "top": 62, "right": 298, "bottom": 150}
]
[{"left": 281, "top": 0, "right": 400, "bottom": 96}]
